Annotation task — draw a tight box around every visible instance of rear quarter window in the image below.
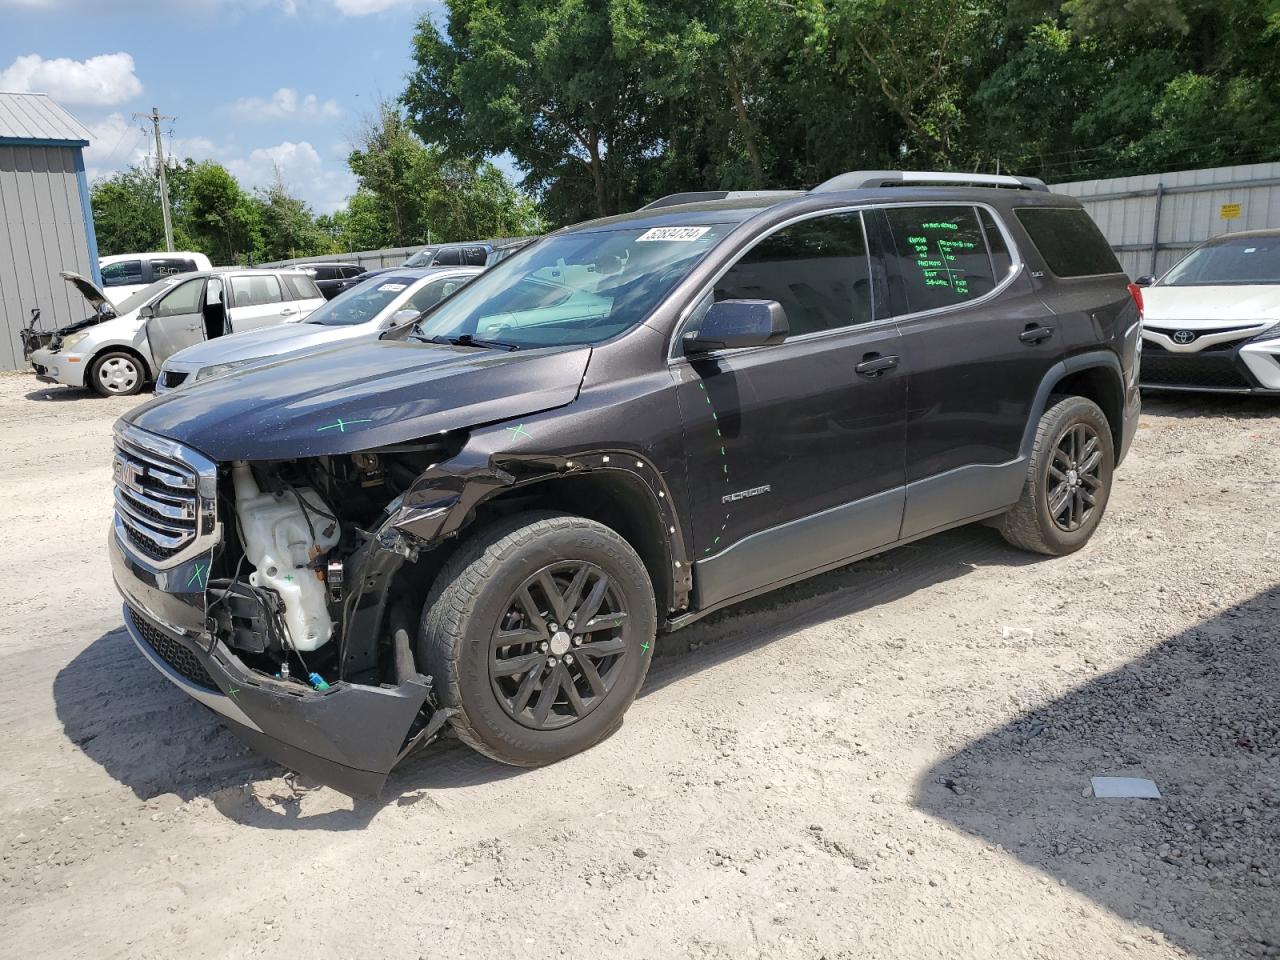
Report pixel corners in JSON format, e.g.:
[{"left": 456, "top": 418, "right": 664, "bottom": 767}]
[
  {"left": 1014, "top": 207, "right": 1122, "bottom": 278},
  {"left": 282, "top": 274, "right": 323, "bottom": 300}
]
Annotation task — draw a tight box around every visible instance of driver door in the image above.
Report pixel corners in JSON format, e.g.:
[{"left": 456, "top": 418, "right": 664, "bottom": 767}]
[
  {"left": 674, "top": 210, "right": 908, "bottom": 608},
  {"left": 146, "top": 277, "right": 208, "bottom": 366}
]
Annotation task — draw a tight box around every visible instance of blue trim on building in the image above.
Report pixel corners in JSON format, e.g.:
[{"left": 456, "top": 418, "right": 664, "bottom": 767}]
[
  {"left": 0, "top": 136, "right": 90, "bottom": 148},
  {"left": 72, "top": 149, "right": 102, "bottom": 287}
]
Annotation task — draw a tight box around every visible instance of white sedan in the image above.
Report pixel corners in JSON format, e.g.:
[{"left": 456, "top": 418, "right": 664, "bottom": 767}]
[
  {"left": 155, "top": 266, "right": 481, "bottom": 393},
  {"left": 1138, "top": 229, "right": 1280, "bottom": 395}
]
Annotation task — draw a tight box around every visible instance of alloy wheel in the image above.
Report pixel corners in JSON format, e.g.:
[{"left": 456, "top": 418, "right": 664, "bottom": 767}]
[
  {"left": 1048, "top": 423, "right": 1102, "bottom": 532},
  {"left": 489, "top": 561, "right": 630, "bottom": 730}
]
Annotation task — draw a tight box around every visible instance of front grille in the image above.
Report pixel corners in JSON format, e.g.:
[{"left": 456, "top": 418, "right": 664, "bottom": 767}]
[
  {"left": 126, "top": 605, "right": 218, "bottom": 690},
  {"left": 112, "top": 431, "right": 210, "bottom": 566},
  {"left": 161, "top": 370, "right": 189, "bottom": 389},
  {"left": 1140, "top": 352, "right": 1255, "bottom": 390}
]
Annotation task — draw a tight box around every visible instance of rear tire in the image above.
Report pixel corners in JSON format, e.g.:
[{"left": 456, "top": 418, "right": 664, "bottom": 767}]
[
  {"left": 88, "top": 350, "right": 146, "bottom": 397},
  {"left": 999, "top": 395, "right": 1114, "bottom": 556},
  {"left": 419, "top": 511, "right": 657, "bottom": 767}
]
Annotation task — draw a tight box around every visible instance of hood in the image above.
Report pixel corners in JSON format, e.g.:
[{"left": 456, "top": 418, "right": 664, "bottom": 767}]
[
  {"left": 1143, "top": 285, "right": 1280, "bottom": 328},
  {"left": 164, "top": 321, "right": 371, "bottom": 370},
  {"left": 123, "top": 339, "right": 592, "bottom": 461},
  {"left": 60, "top": 271, "right": 116, "bottom": 319}
]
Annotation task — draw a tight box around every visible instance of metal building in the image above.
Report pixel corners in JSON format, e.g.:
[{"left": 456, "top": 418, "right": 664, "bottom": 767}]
[
  {"left": 0, "top": 91, "right": 100, "bottom": 372},
  {"left": 1052, "top": 162, "right": 1280, "bottom": 280}
]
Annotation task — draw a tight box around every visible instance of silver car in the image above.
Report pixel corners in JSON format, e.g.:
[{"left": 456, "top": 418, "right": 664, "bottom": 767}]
[
  {"left": 155, "top": 266, "right": 481, "bottom": 393},
  {"left": 27, "top": 268, "right": 325, "bottom": 396}
]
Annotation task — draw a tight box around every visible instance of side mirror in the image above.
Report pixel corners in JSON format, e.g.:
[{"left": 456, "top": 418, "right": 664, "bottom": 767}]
[
  {"left": 138, "top": 304, "right": 155, "bottom": 319},
  {"left": 1134, "top": 275, "right": 1156, "bottom": 287},
  {"left": 389, "top": 309, "right": 421, "bottom": 327},
  {"left": 682, "top": 299, "right": 789, "bottom": 354}
]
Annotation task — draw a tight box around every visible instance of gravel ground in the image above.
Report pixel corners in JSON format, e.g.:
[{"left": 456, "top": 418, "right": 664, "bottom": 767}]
[{"left": 0, "top": 371, "right": 1277, "bottom": 960}]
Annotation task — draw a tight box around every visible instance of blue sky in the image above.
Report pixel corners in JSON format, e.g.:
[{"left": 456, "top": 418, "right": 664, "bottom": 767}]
[{"left": 0, "top": 0, "right": 452, "bottom": 213}]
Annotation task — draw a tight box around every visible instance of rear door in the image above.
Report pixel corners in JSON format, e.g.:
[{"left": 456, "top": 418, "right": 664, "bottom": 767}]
[
  {"left": 877, "top": 203, "right": 1063, "bottom": 538},
  {"left": 226, "top": 274, "right": 296, "bottom": 331},
  {"left": 146, "top": 277, "right": 208, "bottom": 365},
  {"left": 674, "top": 209, "right": 908, "bottom": 608}
]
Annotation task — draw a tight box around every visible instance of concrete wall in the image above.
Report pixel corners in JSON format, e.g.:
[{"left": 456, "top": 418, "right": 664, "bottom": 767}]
[
  {"left": 1052, "top": 162, "right": 1280, "bottom": 280},
  {"left": 0, "top": 142, "right": 98, "bottom": 371}
]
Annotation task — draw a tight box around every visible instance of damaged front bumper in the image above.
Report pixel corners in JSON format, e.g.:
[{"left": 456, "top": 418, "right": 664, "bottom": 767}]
[{"left": 110, "top": 524, "right": 437, "bottom": 797}]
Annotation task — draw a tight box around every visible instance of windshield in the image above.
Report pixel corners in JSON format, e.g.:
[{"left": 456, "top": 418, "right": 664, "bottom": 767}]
[
  {"left": 413, "top": 225, "right": 729, "bottom": 348},
  {"left": 403, "top": 248, "right": 434, "bottom": 267},
  {"left": 305, "top": 275, "right": 419, "bottom": 326},
  {"left": 1162, "top": 236, "right": 1280, "bottom": 286},
  {"left": 114, "top": 276, "right": 188, "bottom": 315}
]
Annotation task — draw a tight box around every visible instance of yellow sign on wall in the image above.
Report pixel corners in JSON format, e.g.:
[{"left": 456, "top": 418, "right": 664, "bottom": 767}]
[{"left": 1220, "top": 203, "right": 1242, "bottom": 220}]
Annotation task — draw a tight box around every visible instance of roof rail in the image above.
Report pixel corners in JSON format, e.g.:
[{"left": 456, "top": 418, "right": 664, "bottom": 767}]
[
  {"left": 640, "top": 190, "right": 802, "bottom": 210},
  {"left": 812, "top": 171, "right": 1049, "bottom": 193}
]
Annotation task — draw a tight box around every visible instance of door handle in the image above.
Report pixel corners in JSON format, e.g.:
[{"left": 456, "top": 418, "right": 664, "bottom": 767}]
[
  {"left": 280, "top": 307, "right": 298, "bottom": 316},
  {"left": 1020, "top": 324, "right": 1054, "bottom": 343},
  {"left": 855, "top": 353, "right": 900, "bottom": 378}
]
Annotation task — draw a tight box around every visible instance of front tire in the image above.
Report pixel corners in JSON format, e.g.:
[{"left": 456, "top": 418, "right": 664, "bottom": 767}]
[
  {"left": 998, "top": 395, "right": 1114, "bottom": 556},
  {"left": 88, "top": 350, "right": 146, "bottom": 397},
  {"left": 420, "top": 511, "right": 657, "bottom": 767}
]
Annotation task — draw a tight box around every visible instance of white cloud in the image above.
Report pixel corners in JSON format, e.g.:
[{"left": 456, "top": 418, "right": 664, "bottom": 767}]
[
  {"left": 227, "top": 140, "right": 356, "bottom": 214},
  {"left": 0, "top": 52, "right": 142, "bottom": 106},
  {"left": 82, "top": 111, "right": 226, "bottom": 181},
  {"left": 227, "top": 87, "right": 342, "bottom": 123}
]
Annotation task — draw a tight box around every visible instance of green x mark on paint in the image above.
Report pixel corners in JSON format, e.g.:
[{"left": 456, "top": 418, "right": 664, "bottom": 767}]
[
  {"left": 227, "top": 686, "right": 240, "bottom": 701},
  {"left": 641, "top": 641, "right": 650, "bottom": 653},
  {"left": 283, "top": 574, "right": 295, "bottom": 582},
  {"left": 187, "top": 562, "right": 206, "bottom": 588},
  {"left": 317, "top": 417, "right": 373, "bottom": 433},
  {"left": 506, "top": 423, "right": 533, "bottom": 441}
]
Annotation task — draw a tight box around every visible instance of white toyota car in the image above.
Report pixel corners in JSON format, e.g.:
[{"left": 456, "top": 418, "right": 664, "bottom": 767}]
[
  {"left": 154, "top": 266, "right": 481, "bottom": 393},
  {"left": 25, "top": 268, "right": 325, "bottom": 396},
  {"left": 1138, "top": 229, "right": 1280, "bottom": 394}
]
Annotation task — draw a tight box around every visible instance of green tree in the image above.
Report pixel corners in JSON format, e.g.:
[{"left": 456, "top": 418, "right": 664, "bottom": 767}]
[
  {"left": 348, "top": 101, "right": 540, "bottom": 244},
  {"left": 184, "top": 161, "right": 263, "bottom": 264},
  {"left": 253, "top": 171, "right": 335, "bottom": 262},
  {"left": 90, "top": 167, "right": 166, "bottom": 256},
  {"left": 404, "top": 0, "right": 664, "bottom": 222}
]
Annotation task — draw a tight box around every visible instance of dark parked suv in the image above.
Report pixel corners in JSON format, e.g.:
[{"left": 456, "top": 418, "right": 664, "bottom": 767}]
[
  {"left": 303, "top": 262, "right": 368, "bottom": 300},
  {"left": 109, "top": 171, "right": 1142, "bottom": 794}
]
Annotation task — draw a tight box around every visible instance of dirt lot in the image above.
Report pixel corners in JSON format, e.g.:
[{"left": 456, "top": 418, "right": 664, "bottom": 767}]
[{"left": 1, "top": 371, "right": 1277, "bottom": 960}]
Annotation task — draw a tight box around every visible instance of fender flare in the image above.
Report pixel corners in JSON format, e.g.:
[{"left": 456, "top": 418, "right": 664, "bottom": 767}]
[
  {"left": 1018, "top": 351, "right": 1124, "bottom": 460},
  {"left": 385, "top": 436, "right": 694, "bottom": 610}
]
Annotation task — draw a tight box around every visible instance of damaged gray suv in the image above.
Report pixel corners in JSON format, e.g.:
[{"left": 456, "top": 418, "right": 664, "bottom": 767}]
[{"left": 110, "top": 171, "right": 1142, "bottom": 795}]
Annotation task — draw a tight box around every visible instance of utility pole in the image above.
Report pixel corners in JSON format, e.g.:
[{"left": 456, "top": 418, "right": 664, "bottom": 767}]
[{"left": 134, "top": 106, "right": 176, "bottom": 252}]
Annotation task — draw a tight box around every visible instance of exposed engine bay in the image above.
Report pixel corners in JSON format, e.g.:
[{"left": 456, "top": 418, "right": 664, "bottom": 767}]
[{"left": 205, "top": 439, "right": 463, "bottom": 693}]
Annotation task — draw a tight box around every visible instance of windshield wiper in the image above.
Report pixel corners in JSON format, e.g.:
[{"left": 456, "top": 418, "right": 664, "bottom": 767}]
[{"left": 416, "top": 333, "right": 520, "bottom": 351}]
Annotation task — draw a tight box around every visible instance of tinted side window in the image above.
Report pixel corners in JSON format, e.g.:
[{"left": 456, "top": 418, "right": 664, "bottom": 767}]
[
  {"left": 884, "top": 205, "right": 997, "bottom": 312},
  {"left": 341, "top": 266, "right": 364, "bottom": 278},
  {"left": 714, "top": 212, "right": 873, "bottom": 337},
  {"left": 101, "top": 260, "right": 143, "bottom": 287},
  {"left": 980, "top": 209, "right": 1014, "bottom": 279},
  {"left": 1015, "top": 207, "right": 1121, "bottom": 277},
  {"left": 230, "top": 274, "right": 284, "bottom": 306},
  {"left": 152, "top": 258, "right": 197, "bottom": 277},
  {"left": 152, "top": 278, "right": 204, "bottom": 318},
  {"left": 433, "top": 247, "right": 463, "bottom": 266}
]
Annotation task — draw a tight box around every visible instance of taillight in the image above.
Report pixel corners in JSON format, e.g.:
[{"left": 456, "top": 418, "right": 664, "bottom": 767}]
[{"left": 1127, "top": 282, "right": 1144, "bottom": 321}]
